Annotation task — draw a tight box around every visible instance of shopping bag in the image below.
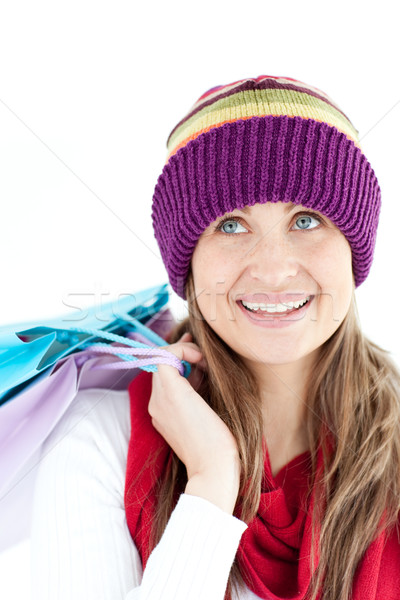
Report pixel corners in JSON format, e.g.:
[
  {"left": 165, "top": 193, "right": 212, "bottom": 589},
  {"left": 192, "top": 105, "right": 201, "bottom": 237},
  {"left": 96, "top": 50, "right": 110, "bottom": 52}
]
[
  {"left": 0, "top": 294, "right": 187, "bottom": 552},
  {"left": 0, "top": 282, "right": 170, "bottom": 405}
]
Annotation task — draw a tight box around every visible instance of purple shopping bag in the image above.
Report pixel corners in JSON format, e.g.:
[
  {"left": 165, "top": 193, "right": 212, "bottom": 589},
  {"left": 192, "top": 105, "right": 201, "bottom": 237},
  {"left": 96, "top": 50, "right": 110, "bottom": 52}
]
[{"left": 0, "top": 307, "right": 184, "bottom": 552}]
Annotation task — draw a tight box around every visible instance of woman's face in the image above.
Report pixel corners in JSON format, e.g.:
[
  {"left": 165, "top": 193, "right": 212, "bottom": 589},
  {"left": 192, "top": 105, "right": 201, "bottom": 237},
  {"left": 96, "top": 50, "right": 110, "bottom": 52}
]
[{"left": 191, "top": 201, "right": 353, "bottom": 367}]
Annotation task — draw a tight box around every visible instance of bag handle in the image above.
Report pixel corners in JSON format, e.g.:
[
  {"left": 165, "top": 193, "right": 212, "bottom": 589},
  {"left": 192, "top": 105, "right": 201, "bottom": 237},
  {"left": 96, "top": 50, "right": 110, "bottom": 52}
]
[{"left": 65, "top": 325, "right": 191, "bottom": 378}]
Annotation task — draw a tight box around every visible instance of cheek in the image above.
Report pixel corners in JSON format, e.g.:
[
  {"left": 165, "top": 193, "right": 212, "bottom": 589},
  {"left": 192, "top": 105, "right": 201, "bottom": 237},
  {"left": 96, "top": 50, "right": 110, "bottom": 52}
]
[
  {"left": 191, "top": 246, "right": 237, "bottom": 326},
  {"left": 314, "top": 234, "right": 352, "bottom": 281},
  {"left": 312, "top": 239, "right": 353, "bottom": 321},
  {"left": 192, "top": 245, "right": 235, "bottom": 292}
]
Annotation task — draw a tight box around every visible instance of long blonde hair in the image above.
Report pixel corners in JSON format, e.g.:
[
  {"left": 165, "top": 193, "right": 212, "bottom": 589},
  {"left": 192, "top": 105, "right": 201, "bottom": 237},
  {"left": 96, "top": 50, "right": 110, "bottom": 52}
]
[{"left": 149, "top": 267, "right": 400, "bottom": 600}]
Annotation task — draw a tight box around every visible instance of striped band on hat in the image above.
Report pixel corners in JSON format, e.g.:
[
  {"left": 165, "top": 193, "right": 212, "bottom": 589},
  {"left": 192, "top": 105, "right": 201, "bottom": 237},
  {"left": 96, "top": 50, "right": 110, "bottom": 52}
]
[
  {"left": 166, "top": 75, "right": 361, "bottom": 162},
  {"left": 151, "top": 75, "right": 381, "bottom": 300}
]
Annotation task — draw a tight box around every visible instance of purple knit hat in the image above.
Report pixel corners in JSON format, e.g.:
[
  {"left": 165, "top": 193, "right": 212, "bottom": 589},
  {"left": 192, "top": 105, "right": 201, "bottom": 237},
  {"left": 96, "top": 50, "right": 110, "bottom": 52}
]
[{"left": 151, "top": 75, "right": 381, "bottom": 300}]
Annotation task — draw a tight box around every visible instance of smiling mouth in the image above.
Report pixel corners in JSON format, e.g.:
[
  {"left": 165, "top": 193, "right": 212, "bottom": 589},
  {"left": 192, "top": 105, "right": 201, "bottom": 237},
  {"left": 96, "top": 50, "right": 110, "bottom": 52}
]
[{"left": 237, "top": 296, "right": 314, "bottom": 318}]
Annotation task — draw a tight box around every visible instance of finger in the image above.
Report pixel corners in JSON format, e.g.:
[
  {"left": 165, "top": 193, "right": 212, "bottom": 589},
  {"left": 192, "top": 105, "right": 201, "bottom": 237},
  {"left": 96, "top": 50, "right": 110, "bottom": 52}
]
[
  {"left": 159, "top": 337, "right": 202, "bottom": 361},
  {"left": 156, "top": 343, "right": 203, "bottom": 381}
]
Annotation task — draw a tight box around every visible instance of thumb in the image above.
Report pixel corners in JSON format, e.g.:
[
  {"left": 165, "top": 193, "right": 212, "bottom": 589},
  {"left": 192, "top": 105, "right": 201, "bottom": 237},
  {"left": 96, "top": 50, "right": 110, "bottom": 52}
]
[{"left": 177, "top": 333, "right": 207, "bottom": 370}]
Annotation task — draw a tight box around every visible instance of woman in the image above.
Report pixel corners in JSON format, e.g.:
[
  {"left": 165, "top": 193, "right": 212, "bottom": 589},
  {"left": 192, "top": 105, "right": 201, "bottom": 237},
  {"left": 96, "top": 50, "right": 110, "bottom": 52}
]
[{"left": 31, "top": 75, "right": 400, "bottom": 600}]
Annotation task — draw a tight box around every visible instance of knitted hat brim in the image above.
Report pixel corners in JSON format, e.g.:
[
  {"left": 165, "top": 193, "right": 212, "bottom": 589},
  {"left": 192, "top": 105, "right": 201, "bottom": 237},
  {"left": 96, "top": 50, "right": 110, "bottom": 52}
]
[{"left": 152, "top": 115, "right": 381, "bottom": 300}]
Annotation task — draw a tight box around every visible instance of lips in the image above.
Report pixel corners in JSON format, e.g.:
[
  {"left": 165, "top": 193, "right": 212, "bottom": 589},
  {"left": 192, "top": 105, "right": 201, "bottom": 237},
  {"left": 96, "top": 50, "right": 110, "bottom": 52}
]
[{"left": 236, "top": 295, "right": 314, "bottom": 328}]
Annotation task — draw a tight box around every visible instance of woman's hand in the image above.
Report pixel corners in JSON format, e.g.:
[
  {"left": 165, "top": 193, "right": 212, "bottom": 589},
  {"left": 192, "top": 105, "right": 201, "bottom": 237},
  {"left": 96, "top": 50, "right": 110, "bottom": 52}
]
[{"left": 149, "top": 332, "right": 240, "bottom": 513}]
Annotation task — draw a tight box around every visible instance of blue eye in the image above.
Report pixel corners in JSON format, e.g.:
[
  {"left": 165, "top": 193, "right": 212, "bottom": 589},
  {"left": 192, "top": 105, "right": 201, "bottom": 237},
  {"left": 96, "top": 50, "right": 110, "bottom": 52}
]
[
  {"left": 214, "top": 216, "right": 247, "bottom": 234},
  {"left": 293, "top": 213, "right": 322, "bottom": 230}
]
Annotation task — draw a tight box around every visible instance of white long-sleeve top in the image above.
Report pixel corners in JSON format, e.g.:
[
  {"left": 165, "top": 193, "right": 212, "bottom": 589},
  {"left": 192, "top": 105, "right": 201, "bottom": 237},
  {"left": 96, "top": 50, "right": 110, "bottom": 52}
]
[{"left": 30, "top": 387, "right": 261, "bottom": 600}]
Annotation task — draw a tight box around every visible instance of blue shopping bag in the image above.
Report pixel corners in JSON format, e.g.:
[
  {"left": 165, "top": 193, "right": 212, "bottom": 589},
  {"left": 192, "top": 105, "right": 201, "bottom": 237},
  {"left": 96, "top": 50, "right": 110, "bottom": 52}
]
[{"left": 0, "top": 282, "right": 172, "bottom": 405}]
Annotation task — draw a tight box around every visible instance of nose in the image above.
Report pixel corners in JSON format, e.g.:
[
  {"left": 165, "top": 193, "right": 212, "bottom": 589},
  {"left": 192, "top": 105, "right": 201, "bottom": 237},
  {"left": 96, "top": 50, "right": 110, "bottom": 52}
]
[{"left": 242, "top": 229, "right": 299, "bottom": 286}]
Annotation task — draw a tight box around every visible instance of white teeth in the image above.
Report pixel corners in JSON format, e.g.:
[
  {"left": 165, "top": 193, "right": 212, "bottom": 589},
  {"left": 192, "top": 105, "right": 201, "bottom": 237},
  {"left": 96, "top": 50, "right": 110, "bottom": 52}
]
[{"left": 241, "top": 296, "right": 310, "bottom": 313}]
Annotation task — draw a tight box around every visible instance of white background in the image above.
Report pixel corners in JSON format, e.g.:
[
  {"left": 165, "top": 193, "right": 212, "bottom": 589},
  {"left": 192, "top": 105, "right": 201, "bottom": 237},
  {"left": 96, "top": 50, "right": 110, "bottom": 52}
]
[{"left": 0, "top": 0, "right": 399, "bottom": 597}]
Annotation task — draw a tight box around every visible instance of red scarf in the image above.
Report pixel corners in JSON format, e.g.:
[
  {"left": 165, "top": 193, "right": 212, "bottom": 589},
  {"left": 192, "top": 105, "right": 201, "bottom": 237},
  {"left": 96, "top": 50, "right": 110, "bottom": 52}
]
[{"left": 124, "top": 371, "right": 400, "bottom": 599}]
